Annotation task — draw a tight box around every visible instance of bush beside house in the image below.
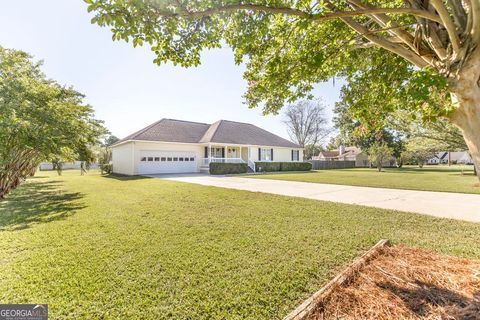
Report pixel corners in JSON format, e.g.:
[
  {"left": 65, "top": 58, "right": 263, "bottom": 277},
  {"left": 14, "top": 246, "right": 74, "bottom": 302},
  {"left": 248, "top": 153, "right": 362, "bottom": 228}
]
[
  {"left": 280, "top": 162, "right": 312, "bottom": 171},
  {"left": 100, "top": 163, "right": 113, "bottom": 174},
  {"left": 255, "top": 162, "right": 312, "bottom": 172},
  {"left": 209, "top": 163, "right": 248, "bottom": 175},
  {"left": 255, "top": 162, "right": 282, "bottom": 172}
]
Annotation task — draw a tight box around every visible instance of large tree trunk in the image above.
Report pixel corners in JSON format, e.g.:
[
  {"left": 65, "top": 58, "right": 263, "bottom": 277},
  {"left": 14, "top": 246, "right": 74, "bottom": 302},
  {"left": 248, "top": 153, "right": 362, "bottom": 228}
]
[
  {"left": 449, "top": 48, "right": 480, "bottom": 180},
  {"left": 0, "top": 149, "right": 40, "bottom": 200},
  {"left": 452, "top": 103, "right": 480, "bottom": 179}
]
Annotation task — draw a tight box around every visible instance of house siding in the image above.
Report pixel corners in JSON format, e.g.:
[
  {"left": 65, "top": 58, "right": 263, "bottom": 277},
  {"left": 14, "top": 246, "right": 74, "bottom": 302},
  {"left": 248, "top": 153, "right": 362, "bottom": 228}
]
[
  {"left": 250, "top": 146, "right": 303, "bottom": 162},
  {"left": 112, "top": 141, "right": 304, "bottom": 175},
  {"left": 112, "top": 142, "right": 135, "bottom": 175}
]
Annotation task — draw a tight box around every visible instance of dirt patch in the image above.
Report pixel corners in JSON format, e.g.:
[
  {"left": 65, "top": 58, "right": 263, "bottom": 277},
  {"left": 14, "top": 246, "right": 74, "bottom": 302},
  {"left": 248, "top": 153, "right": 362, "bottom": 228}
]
[{"left": 310, "top": 245, "right": 480, "bottom": 320}]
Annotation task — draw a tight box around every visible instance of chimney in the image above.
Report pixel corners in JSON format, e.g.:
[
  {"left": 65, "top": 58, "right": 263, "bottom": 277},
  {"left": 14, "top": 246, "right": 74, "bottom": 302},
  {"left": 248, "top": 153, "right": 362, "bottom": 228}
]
[{"left": 339, "top": 145, "right": 345, "bottom": 156}]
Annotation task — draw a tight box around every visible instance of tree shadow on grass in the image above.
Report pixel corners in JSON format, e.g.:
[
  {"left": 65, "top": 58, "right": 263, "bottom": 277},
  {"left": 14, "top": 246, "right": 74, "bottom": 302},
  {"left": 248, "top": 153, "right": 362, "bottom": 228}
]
[
  {"left": 101, "top": 174, "right": 151, "bottom": 181},
  {"left": 0, "top": 180, "right": 85, "bottom": 231},
  {"left": 380, "top": 282, "right": 480, "bottom": 319}
]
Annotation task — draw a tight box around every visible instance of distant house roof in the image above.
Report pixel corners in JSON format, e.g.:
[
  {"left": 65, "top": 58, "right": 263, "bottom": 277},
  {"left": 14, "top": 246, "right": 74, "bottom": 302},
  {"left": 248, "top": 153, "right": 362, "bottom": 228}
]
[
  {"left": 319, "top": 151, "right": 340, "bottom": 158},
  {"left": 114, "top": 119, "right": 300, "bottom": 148},
  {"left": 318, "top": 146, "right": 363, "bottom": 159}
]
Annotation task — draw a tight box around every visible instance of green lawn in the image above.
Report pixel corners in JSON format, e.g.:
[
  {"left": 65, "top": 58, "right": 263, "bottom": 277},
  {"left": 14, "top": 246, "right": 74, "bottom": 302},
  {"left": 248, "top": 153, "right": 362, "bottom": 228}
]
[
  {"left": 249, "top": 166, "right": 480, "bottom": 194},
  {"left": 1, "top": 170, "right": 480, "bottom": 319}
]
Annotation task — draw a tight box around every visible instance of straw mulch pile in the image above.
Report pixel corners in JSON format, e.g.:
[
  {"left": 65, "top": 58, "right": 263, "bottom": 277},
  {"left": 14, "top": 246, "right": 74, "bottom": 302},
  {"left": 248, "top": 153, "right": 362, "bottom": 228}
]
[{"left": 310, "top": 245, "right": 480, "bottom": 320}]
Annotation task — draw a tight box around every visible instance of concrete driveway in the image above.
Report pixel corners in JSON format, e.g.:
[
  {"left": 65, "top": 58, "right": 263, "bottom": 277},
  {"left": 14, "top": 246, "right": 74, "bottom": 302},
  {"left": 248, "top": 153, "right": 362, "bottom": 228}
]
[{"left": 148, "top": 174, "right": 480, "bottom": 223}]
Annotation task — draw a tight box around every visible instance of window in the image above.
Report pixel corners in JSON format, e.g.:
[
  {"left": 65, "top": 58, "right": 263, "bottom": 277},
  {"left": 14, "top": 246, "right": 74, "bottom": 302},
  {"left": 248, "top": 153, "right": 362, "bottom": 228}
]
[
  {"left": 190, "top": 157, "right": 195, "bottom": 161},
  {"left": 173, "top": 157, "right": 178, "bottom": 161},
  {"left": 292, "top": 150, "right": 299, "bottom": 161},
  {"left": 161, "top": 157, "right": 166, "bottom": 162},
  {"left": 167, "top": 157, "right": 172, "bottom": 161},
  {"left": 147, "top": 157, "right": 153, "bottom": 162},
  {"left": 140, "top": 157, "right": 146, "bottom": 162},
  {"left": 154, "top": 157, "right": 160, "bottom": 162},
  {"left": 184, "top": 157, "right": 189, "bottom": 162},
  {"left": 179, "top": 157, "right": 184, "bottom": 161},
  {"left": 210, "top": 147, "right": 223, "bottom": 158},
  {"left": 260, "top": 148, "right": 272, "bottom": 161}
]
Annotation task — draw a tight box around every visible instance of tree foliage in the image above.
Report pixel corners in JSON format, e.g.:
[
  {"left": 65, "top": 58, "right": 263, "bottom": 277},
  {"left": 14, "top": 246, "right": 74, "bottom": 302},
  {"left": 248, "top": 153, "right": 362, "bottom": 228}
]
[
  {"left": 332, "top": 99, "right": 405, "bottom": 160},
  {"left": 387, "top": 110, "right": 467, "bottom": 151},
  {"left": 102, "top": 134, "right": 120, "bottom": 147},
  {"left": 367, "top": 141, "right": 393, "bottom": 172},
  {"left": 0, "top": 47, "right": 106, "bottom": 198},
  {"left": 403, "top": 137, "right": 439, "bottom": 168}
]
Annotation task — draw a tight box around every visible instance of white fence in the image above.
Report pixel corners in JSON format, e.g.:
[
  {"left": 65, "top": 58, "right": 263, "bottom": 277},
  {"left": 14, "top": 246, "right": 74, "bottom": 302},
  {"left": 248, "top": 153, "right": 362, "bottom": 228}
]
[
  {"left": 39, "top": 161, "right": 100, "bottom": 171},
  {"left": 201, "top": 158, "right": 245, "bottom": 166}
]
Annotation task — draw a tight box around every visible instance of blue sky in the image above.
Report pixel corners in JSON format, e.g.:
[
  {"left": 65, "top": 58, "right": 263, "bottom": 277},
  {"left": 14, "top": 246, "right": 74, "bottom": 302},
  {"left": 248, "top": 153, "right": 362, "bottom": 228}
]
[{"left": 0, "top": 0, "right": 341, "bottom": 140}]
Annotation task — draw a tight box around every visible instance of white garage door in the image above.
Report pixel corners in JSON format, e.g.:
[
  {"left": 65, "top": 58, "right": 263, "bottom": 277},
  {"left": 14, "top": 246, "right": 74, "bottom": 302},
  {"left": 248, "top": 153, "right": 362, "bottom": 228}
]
[{"left": 138, "top": 150, "right": 197, "bottom": 174}]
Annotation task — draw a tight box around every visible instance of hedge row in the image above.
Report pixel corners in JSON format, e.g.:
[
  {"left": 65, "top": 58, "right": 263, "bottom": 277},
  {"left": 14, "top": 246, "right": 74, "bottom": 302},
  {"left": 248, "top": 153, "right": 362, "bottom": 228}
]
[
  {"left": 209, "top": 162, "right": 248, "bottom": 175},
  {"left": 255, "top": 162, "right": 312, "bottom": 172}
]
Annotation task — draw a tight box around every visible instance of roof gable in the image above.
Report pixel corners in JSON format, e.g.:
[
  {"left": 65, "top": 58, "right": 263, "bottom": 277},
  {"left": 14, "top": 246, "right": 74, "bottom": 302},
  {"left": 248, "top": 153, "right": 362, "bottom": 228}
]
[{"left": 200, "top": 120, "right": 300, "bottom": 148}]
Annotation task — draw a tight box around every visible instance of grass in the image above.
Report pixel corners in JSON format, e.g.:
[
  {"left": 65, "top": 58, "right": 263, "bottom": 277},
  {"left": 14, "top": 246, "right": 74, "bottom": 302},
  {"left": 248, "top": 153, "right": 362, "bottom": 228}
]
[
  {"left": 0, "top": 170, "right": 479, "bottom": 319},
  {"left": 248, "top": 165, "right": 480, "bottom": 194}
]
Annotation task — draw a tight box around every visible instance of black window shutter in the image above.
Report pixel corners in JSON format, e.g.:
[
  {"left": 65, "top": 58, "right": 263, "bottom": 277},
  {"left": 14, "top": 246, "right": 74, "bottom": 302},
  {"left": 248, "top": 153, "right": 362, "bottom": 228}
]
[
  {"left": 204, "top": 147, "right": 208, "bottom": 158},
  {"left": 271, "top": 149, "right": 274, "bottom": 161},
  {"left": 258, "top": 148, "right": 261, "bottom": 160},
  {"left": 222, "top": 147, "right": 225, "bottom": 158},
  {"left": 291, "top": 150, "right": 294, "bottom": 161}
]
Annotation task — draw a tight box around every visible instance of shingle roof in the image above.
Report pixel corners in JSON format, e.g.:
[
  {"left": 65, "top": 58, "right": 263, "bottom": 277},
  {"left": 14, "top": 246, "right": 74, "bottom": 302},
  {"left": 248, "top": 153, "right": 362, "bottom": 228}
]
[
  {"left": 319, "top": 151, "right": 340, "bottom": 158},
  {"left": 114, "top": 119, "right": 300, "bottom": 148}
]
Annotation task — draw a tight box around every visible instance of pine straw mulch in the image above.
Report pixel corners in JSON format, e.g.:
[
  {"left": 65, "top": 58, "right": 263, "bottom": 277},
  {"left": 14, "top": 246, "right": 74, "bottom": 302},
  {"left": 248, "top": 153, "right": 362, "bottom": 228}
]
[{"left": 310, "top": 245, "right": 480, "bottom": 320}]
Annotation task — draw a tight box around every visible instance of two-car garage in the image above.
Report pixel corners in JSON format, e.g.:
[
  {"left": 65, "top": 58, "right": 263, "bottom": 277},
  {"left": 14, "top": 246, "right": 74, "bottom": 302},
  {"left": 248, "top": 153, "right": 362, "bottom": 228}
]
[
  {"left": 111, "top": 141, "right": 202, "bottom": 175},
  {"left": 137, "top": 150, "right": 198, "bottom": 174}
]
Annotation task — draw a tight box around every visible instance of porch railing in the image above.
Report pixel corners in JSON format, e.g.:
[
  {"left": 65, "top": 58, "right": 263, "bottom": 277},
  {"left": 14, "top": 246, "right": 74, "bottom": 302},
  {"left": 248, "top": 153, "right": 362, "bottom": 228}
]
[
  {"left": 201, "top": 158, "right": 245, "bottom": 166},
  {"left": 247, "top": 159, "right": 256, "bottom": 172}
]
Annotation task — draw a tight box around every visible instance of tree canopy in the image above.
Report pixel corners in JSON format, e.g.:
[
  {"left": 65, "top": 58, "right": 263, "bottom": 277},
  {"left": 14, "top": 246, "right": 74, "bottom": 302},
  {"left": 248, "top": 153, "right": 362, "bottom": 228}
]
[
  {"left": 0, "top": 47, "right": 106, "bottom": 198},
  {"left": 86, "top": 0, "right": 480, "bottom": 177}
]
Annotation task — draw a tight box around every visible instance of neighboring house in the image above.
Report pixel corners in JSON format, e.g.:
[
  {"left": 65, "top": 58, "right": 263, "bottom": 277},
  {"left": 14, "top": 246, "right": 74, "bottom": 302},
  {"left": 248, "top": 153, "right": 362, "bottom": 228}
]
[
  {"left": 39, "top": 161, "right": 99, "bottom": 170},
  {"left": 427, "top": 153, "right": 442, "bottom": 165},
  {"left": 428, "top": 151, "right": 473, "bottom": 165},
  {"left": 111, "top": 119, "right": 303, "bottom": 175},
  {"left": 312, "top": 146, "right": 395, "bottom": 167}
]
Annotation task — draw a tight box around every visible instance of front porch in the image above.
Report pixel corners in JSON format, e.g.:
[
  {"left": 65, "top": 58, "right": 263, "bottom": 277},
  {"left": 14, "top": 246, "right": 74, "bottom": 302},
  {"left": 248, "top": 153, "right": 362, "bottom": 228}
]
[{"left": 200, "top": 145, "right": 255, "bottom": 172}]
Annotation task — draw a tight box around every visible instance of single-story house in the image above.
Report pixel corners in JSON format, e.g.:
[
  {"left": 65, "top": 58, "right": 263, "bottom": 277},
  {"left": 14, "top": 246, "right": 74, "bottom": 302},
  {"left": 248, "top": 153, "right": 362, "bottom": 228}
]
[
  {"left": 111, "top": 119, "right": 303, "bottom": 175},
  {"left": 427, "top": 151, "right": 473, "bottom": 165},
  {"left": 312, "top": 146, "right": 396, "bottom": 167}
]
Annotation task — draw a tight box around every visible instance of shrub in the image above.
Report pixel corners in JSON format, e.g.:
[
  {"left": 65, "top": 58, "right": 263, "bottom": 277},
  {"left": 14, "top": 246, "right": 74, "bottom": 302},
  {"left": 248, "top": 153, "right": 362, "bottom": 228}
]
[
  {"left": 255, "top": 162, "right": 312, "bottom": 172},
  {"left": 280, "top": 162, "right": 312, "bottom": 171},
  {"left": 209, "top": 163, "right": 248, "bottom": 175},
  {"left": 255, "top": 162, "right": 281, "bottom": 172},
  {"left": 100, "top": 163, "right": 113, "bottom": 174}
]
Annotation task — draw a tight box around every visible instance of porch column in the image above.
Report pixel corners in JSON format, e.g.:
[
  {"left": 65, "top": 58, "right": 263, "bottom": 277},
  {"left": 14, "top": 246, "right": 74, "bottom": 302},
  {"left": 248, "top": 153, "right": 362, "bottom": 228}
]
[
  {"left": 225, "top": 145, "right": 228, "bottom": 161},
  {"left": 240, "top": 146, "right": 242, "bottom": 161}
]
